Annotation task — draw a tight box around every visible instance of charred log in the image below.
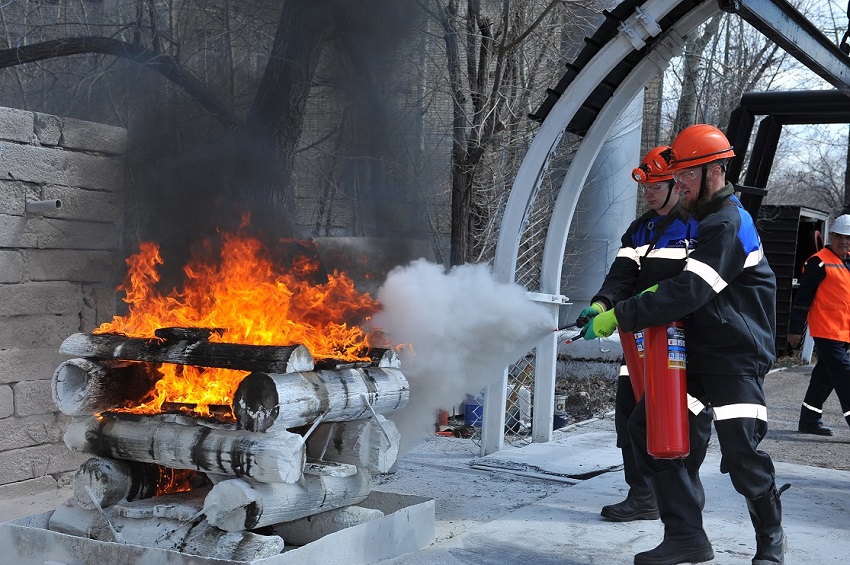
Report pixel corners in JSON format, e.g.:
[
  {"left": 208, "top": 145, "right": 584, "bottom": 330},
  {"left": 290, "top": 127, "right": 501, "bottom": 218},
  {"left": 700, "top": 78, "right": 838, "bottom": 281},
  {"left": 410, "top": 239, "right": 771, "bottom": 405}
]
[
  {"left": 203, "top": 467, "right": 371, "bottom": 532},
  {"left": 59, "top": 332, "right": 315, "bottom": 373},
  {"left": 52, "top": 358, "right": 158, "bottom": 416},
  {"left": 73, "top": 457, "right": 205, "bottom": 510},
  {"left": 49, "top": 499, "right": 284, "bottom": 561},
  {"left": 233, "top": 367, "right": 409, "bottom": 432},
  {"left": 305, "top": 415, "right": 400, "bottom": 473},
  {"left": 64, "top": 416, "right": 305, "bottom": 484}
]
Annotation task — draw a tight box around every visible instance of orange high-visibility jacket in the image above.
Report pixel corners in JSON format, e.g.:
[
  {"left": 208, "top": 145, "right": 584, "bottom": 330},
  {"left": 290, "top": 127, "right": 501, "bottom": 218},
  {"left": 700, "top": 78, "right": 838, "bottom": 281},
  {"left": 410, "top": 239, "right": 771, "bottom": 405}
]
[{"left": 807, "top": 247, "right": 850, "bottom": 342}]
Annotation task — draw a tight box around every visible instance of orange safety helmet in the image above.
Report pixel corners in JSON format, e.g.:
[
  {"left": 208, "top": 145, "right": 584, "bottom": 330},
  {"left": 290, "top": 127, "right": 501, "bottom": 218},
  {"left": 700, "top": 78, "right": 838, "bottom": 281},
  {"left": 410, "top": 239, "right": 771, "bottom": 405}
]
[
  {"left": 631, "top": 145, "right": 674, "bottom": 183},
  {"left": 670, "top": 124, "right": 735, "bottom": 169}
]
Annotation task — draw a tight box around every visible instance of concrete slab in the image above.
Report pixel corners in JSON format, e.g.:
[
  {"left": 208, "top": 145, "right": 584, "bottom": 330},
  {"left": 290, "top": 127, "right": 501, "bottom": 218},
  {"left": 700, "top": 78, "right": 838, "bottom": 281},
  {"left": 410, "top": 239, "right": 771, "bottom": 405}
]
[
  {"left": 381, "top": 431, "right": 850, "bottom": 564},
  {"left": 470, "top": 431, "right": 621, "bottom": 481}
]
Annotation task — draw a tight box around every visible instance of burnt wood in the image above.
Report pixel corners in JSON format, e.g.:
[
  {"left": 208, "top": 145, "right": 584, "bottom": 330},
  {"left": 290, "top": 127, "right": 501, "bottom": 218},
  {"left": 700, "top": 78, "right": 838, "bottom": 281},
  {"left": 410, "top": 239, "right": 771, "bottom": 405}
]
[
  {"left": 72, "top": 457, "right": 205, "bottom": 510},
  {"left": 203, "top": 468, "right": 371, "bottom": 531},
  {"left": 233, "top": 367, "right": 410, "bottom": 432},
  {"left": 52, "top": 358, "right": 158, "bottom": 416},
  {"left": 64, "top": 416, "right": 305, "bottom": 484},
  {"left": 49, "top": 498, "right": 284, "bottom": 560},
  {"left": 59, "top": 332, "right": 315, "bottom": 373}
]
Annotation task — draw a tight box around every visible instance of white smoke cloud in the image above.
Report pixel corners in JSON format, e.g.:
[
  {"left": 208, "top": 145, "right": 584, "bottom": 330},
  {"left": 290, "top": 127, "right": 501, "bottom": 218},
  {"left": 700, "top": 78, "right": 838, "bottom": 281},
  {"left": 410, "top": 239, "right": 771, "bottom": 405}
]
[{"left": 370, "top": 259, "right": 554, "bottom": 453}]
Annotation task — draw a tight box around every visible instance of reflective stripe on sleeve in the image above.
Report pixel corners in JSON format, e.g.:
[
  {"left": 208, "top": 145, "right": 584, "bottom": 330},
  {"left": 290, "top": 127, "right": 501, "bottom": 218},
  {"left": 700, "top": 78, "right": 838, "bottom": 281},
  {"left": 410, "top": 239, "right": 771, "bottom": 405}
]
[
  {"left": 617, "top": 247, "right": 640, "bottom": 265},
  {"left": 684, "top": 258, "right": 728, "bottom": 293},
  {"left": 712, "top": 403, "right": 767, "bottom": 422},
  {"left": 743, "top": 246, "right": 764, "bottom": 268},
  {"left": 619, "top": 365, "right": 629, "bottom": 377}
]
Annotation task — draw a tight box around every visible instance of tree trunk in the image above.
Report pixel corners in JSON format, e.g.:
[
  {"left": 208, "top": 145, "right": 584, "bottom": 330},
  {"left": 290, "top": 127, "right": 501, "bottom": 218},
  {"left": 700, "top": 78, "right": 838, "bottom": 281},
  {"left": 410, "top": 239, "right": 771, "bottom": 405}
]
[
  {"left": 674, "top": 14, "right": 722, "bottom": 133},
  {"left": 237, "top": 0, "right": 335, "bottom": 238}
]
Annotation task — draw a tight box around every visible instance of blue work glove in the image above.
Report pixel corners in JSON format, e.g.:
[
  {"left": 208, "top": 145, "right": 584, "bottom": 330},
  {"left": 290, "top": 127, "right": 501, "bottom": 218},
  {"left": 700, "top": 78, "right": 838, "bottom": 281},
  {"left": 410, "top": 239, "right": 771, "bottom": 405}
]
[
  {"left": 575, "top": 301, "right": 605, "bottom": 328},
  {"left": 638, "top": 284, "right": 658, "bottom": 296},
  {"left": 584, "top": 308, "right": 618, "bottom": 340}
]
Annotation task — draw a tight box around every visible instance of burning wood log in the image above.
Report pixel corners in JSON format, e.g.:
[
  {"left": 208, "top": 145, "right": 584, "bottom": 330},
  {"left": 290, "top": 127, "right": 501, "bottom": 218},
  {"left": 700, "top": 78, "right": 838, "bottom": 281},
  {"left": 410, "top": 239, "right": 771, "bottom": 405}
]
[
  {"left": 275, "top": 505, "right": 384, "bottom": 546},
  {"left": 73, "top": 457, "right": 205, "bottom": 510},
  {"left": 64, "top": 415, "right": 305, "bottom": 484},
  {"left": 233, "top": 367, "right": 410, "bottom": 432},
  {"left": 305, "top": 415, "right": 400, "bottom": 474},
  {"left": 52, "top": 358, "right": 159, "bottom": 416},
  {"left": 203, "top": 467, "right": 371, "bottom": 532},
  {"left": 49, "top": 499, "right": 285, "bottom": 561},
  {"left": 59, "top": 332, "right": 315, "bottom": 373}
]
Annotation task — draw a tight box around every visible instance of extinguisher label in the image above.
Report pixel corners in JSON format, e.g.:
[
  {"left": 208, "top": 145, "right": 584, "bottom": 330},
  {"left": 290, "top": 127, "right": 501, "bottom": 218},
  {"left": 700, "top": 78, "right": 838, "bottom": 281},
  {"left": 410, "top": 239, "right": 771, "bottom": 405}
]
[
  {"left": 635, "top": 330, "right": 645, "bottom": 358},
  {"left": 666, "top": 325, "right": 686, "bottom": 369}
]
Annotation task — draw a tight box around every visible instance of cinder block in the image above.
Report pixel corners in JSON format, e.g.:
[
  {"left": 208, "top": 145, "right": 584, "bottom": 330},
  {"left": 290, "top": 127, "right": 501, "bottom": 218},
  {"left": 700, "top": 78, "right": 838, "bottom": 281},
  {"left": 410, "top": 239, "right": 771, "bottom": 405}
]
[
  {"left": 23, "top": 249, "right": 120, "bottom": 283},
  {"left": 0, "top": 443, "right": 87, "bottom": 485},
  {"left": 0, "top": 414, "right": 67, "bottom": 450},
  {"left": 0, "top": 250, "right": 24, "bottom": 283},
  {"left": 0, "top": 179, "right": 27, "bottom": 216},
  {"left": 80, "top": 284, "right": 119, "bottom": 331},
  {"left": 34, "top": 112, "right": 61, "bottom": 146},
  {"left": 0, "top": 348, "right": 72, "bottom": 385},
  {"left": 0, "top": 214, "right": 120, "bottom": 250},
  {"left": 0, "top": 282, "right": 83, "bottom": 316},
  {"left": 0, "top": 108, "right": 34, "bottom": 144},
  {"left": 13, "top": 379, "right": 55, "bottom": 417},
  {"left": 0, "top": 314, "right": 80, "bottom": 349},
  {"left": 0, "top": 143, "right": 124, "bottom": 191},
  {"left": 0, "top": 475, "right": 58, "bottom": 499},
  {"left": 0, "top": 385, "right": 12, "bottom": 418},
  {"left": 42, "top": 184, "right": 122, "bottom": 222},
  {"left": 60, "top": 117, "right": 127, "bottom": 155}
]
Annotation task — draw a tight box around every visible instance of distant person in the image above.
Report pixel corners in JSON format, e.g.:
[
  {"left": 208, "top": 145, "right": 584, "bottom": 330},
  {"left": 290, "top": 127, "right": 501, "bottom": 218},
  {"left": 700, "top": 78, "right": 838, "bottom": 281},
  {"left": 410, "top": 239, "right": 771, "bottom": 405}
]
[
  {"left": 584, "top": 124, "right": 785, "bottom": 565},
  {"left": 575, "top": 146, "right": 712, "bottom": 523},
  {"left": 787, "top": 214, "right": 850, "bottom": 436}
]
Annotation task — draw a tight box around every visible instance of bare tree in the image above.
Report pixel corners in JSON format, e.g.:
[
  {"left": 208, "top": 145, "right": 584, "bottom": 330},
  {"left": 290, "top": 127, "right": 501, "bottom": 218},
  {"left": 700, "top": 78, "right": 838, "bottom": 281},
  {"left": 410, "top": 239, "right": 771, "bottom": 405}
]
[{"left": 424, "top": 0, "right": 596, "bottom": 265}]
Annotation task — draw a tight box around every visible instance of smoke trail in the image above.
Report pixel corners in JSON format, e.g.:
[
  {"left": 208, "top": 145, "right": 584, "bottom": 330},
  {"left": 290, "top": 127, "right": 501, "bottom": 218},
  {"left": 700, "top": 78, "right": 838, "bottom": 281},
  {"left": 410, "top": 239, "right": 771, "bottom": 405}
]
[{"left": 371, "top": 259, "right": 554, "bottom": 452}]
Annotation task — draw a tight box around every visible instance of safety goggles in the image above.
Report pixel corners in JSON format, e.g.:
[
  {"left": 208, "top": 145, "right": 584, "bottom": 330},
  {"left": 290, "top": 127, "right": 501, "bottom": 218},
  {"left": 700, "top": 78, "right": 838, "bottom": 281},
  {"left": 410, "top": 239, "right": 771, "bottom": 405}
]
[{"left": 672, "top": 168, "right": 701, "bottom": 183}]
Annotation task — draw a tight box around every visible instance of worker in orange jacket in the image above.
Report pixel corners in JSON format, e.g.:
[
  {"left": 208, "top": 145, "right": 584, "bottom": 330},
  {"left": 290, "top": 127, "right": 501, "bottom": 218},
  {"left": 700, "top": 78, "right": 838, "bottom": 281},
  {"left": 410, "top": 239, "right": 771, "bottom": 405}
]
[{"left": 787, "top": 214, "right": 850, "bottom": 435}]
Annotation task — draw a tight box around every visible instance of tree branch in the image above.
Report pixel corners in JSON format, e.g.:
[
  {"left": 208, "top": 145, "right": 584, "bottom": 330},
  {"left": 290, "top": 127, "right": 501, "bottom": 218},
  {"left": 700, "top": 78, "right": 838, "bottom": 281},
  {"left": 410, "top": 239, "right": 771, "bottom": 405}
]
[{"left": 0, "top": 36, "right": 240, "bottom": 129}]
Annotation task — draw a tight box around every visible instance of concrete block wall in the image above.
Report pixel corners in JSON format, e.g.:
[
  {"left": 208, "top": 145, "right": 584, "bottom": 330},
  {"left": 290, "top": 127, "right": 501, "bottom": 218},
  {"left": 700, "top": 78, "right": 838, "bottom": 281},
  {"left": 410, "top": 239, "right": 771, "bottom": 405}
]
[{"left": 0, "top": 107, "right": 126, "bottom": 500}]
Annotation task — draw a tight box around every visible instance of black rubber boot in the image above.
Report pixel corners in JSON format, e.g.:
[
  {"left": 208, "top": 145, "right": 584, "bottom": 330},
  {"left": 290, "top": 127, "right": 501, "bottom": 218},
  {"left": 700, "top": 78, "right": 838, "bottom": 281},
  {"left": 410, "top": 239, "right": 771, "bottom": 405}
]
[
  {"left": 747, "top": 484, "right": 788, "bottom": 565},
  {"left": 634, "top": 469, "right": 714, "bottom": 565},
  {"left": 602, "top": 444, "right": 659, "bottom": 521},
  {"left": 798, "top": 404, "right": 832, "bottom": 436}
]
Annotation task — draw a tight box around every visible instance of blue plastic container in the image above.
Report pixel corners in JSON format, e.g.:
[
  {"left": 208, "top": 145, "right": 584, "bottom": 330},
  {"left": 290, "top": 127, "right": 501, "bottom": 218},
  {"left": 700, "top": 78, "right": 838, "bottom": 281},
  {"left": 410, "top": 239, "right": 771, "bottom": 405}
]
[{"left": 463, "top": 401, "right": 483, "bottom": 427}]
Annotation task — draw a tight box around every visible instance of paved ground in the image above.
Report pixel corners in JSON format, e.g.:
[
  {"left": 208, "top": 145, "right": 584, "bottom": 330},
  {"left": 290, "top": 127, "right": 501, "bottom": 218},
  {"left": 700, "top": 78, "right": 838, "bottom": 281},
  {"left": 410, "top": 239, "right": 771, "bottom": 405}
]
[{"left": 1, "top": 363, "right": 847, "bottom": 564}]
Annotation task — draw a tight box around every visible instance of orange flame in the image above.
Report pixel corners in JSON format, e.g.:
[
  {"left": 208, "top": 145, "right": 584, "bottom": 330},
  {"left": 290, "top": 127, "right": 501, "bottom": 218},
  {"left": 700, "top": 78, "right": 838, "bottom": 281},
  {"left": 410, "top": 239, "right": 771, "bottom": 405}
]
[{"left": 95, "top": 230, "right": 381, "bottom": 417}]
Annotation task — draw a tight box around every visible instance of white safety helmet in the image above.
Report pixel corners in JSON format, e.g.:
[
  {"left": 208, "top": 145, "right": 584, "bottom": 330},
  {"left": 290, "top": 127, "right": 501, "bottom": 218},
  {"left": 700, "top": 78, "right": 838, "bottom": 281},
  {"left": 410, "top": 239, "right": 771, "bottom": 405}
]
[{"left": 830, "top": 214, "right": 850, "bottom": 236}]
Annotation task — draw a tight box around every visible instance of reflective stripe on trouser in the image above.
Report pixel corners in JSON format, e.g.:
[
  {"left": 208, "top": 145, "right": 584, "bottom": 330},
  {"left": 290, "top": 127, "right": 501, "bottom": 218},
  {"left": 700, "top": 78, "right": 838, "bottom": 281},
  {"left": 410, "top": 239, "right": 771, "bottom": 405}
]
[
  {"left": 629, "top": 373, "right": 776, "bottom": 500},
  {"left": 812, "top": 338, "right": 850, "bottom": 423}
]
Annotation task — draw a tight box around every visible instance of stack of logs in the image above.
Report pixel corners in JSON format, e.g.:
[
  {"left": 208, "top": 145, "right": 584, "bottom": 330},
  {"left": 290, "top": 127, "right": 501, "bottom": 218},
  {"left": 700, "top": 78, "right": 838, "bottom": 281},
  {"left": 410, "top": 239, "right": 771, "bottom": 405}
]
[{"left": 48, "top": 330, "right": 410, "bottom": 561}]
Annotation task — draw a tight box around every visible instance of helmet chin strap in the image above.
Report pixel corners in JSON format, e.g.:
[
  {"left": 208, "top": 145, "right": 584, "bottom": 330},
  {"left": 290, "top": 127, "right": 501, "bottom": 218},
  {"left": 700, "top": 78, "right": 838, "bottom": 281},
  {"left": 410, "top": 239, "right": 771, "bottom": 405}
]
[
  {"left": 697, "top": 165, "right": 708, "bottom": 203},
  {"left": 660, "top": 180, "right": 674, "bottom": 209}
]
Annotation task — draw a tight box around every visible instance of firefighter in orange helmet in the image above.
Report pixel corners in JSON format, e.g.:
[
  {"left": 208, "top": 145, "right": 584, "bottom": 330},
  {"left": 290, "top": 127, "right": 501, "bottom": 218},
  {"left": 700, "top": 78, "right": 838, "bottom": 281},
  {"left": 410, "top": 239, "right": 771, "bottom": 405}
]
[
  {"left": 577, "top": 146, "right": 712, "bottom": 523},
  {"left": 788, "top": 214, "right": 850, "bottom": 435},
  {"left": 585, "top": 124, "right": 785, "bottom": 564}
]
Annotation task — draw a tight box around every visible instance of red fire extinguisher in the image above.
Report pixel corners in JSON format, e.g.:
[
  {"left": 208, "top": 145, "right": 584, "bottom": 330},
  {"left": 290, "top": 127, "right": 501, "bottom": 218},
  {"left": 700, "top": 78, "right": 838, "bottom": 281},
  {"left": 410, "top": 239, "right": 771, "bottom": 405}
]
[
  {"left": 643, "top": 321, "right": 689, "bottom": 459},
  {"left": 617, "top": 328, "right": 645, "bottom": 401}
]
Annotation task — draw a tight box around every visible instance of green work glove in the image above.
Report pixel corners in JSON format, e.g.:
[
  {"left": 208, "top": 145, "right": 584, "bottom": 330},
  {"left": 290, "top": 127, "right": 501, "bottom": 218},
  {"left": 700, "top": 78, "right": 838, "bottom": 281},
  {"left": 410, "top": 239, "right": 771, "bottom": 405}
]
[
  {"left": 638, "top": 283, "right": 658, "bottom": 296},
  {"left": 575, "top": 301, "right": 605, "bottom": 328},
  {"left": 638, "top": 284, "right": 658, "bottom": 296},
  {"left": 584, "top": 308, "right": 618, "bottom": 340}
]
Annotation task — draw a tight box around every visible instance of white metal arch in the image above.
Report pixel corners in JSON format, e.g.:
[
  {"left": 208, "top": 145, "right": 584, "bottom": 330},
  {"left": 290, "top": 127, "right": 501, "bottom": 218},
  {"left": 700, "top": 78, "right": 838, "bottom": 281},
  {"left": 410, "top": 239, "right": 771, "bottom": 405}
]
[{"left": 482, "top": 0, "right": 722, "bottom": 455}]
